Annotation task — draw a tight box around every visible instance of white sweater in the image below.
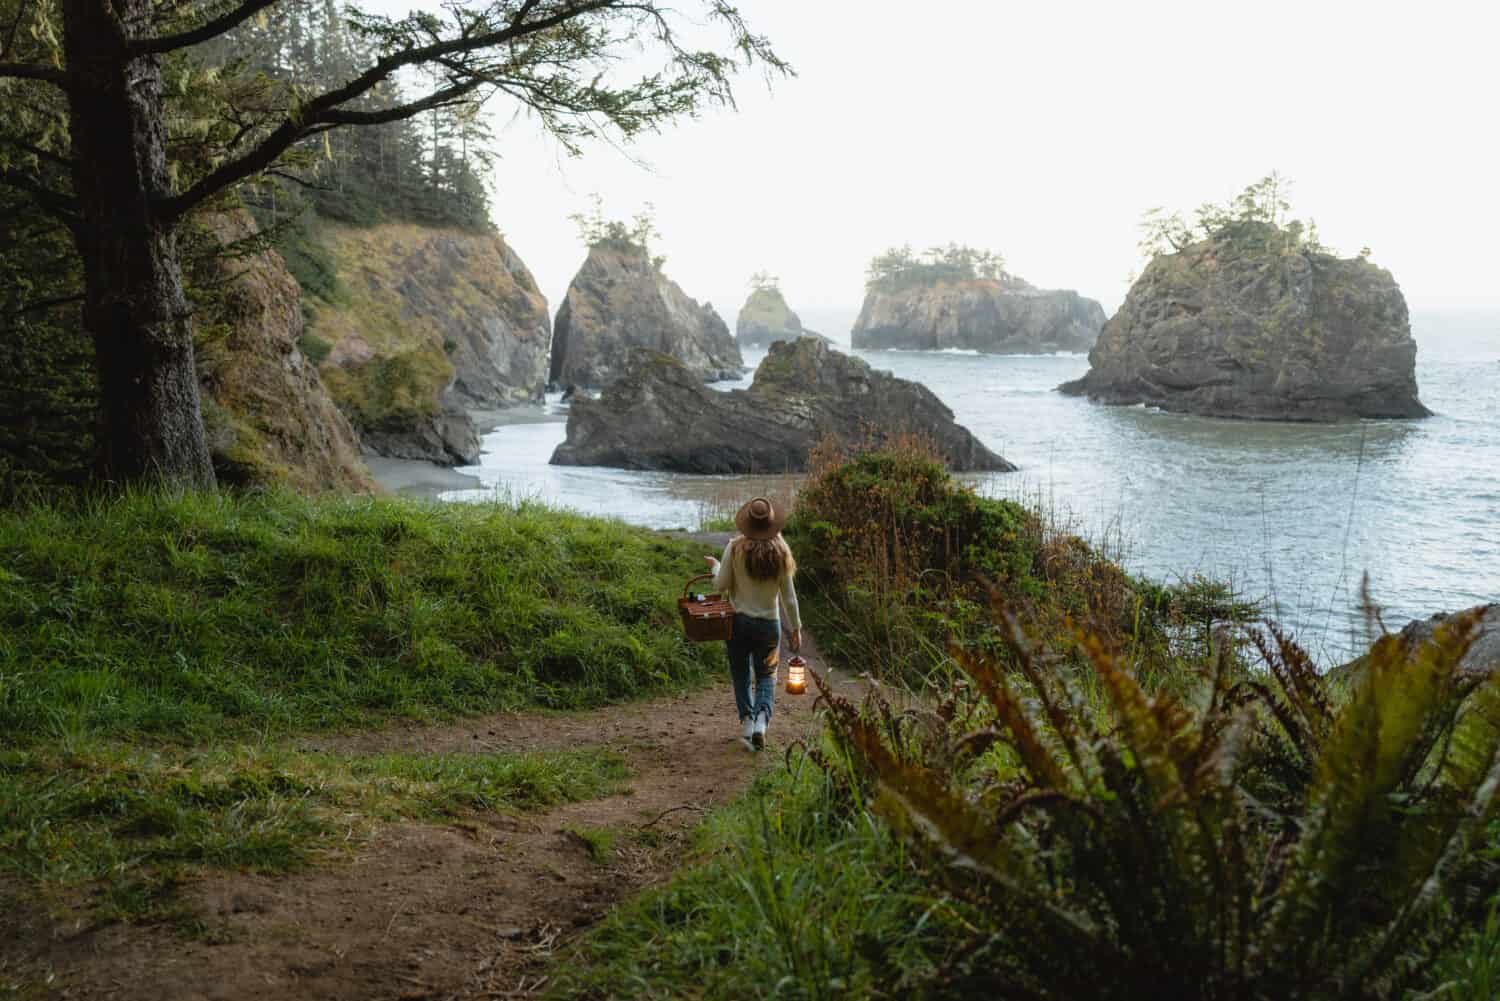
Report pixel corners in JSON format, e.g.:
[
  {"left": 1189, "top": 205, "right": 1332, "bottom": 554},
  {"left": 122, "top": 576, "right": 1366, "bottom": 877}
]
[{"left": 707, "top": 537, "right": 801, "bottom": 630}]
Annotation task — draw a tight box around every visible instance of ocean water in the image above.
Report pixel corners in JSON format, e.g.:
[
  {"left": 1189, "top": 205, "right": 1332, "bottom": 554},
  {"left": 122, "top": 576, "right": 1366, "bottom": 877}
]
[{"left": 441, "top": 310, "right": 1500, "bottom": 661}]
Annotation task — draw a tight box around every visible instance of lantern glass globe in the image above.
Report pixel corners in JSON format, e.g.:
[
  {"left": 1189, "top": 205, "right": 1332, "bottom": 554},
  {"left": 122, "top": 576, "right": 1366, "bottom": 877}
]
[{"left": 786, "top": 655, "right": 807, "bottom": 694}]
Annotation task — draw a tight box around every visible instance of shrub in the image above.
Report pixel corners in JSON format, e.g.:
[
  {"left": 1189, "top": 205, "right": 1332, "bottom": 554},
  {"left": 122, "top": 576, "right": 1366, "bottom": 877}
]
[
  {"left": 813, "top": 607, "right": 1500, "bottom": 999},
  {"left": 788, "top": 438, "right": 1250, "bottom": 690},
  {"left": 787, "top": 436, "right": 1041, "bottom": 686},
  {"left": 297, "top": 332, "right": 333, "bottom": 365}
]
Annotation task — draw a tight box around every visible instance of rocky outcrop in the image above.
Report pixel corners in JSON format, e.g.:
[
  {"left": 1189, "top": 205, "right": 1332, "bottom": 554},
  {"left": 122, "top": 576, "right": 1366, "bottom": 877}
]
[
  {"left": 196, "top": 213, "right": 374, "bottom": 492},
  {"left": 309, "top": 223, "right": 552, "bottom": 464},
  {"left": 549, "top": 239, "right": 742, "bottom": 389},
  {"left": 1059, "top": 228, "right": 1429, "bottom": 420},
  {"left": 551, "top": 337, "right": 1013, "bottom": 474},
  {"left": 1333, "top": 604, "right": 1500, "bottom": 687},
  {"left": 736, "top": 286, "right": 822, "bottom": 348},
  {"left": 852, "top": 278, "right": 1105, "bottom": 353},
  {"left": 1394, "top": 606, "right": 1500, "bottom": 676}
]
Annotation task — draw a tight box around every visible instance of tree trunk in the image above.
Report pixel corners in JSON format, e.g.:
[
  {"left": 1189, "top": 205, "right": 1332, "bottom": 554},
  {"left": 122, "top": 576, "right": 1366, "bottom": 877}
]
[{"left": 62, "top": 0, "right": 215, "bottom": 489}]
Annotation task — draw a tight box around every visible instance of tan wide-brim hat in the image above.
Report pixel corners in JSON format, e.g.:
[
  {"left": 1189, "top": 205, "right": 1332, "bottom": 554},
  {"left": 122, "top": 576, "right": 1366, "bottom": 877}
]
[{"left": 735, "top": 496, "right": 787, "bottom": 541}]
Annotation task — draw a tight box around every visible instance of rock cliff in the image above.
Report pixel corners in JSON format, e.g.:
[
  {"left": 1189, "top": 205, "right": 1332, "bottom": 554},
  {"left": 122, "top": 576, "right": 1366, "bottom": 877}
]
[
  {"left": 549, "top": 239, "right": 742, "bottom": 389},
  {"left": 1059, "top": 228, "right": 1429, "bottom": 420},
  {"left": 736, "top": 286, "right": 822, "bottom": 348},
  {"left": 852, "top": 278, "right": 1105, "bottom": 353},
  {"left": 196, "top": 214, "right": 373, "bottom": 492},
  {"left": 550, "top": 338, "right": 1013, "bottom": 474},
  {"left": 309, "top": 223, "right": 552, "bottom": 464}
]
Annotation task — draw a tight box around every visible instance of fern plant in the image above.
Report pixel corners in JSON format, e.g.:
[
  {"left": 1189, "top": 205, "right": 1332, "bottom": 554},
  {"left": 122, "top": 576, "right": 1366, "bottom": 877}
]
[{"left": 814, "top": 608, "right": 1500, "bottom": 999}]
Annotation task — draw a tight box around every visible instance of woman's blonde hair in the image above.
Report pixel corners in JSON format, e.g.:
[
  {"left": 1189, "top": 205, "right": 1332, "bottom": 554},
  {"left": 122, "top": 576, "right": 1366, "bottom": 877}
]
[{"left": 732, "top": 534, "right": 796, "bottom": 581}]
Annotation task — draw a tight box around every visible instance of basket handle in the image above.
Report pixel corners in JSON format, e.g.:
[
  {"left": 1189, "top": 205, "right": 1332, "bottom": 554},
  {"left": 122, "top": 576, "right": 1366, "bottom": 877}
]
[{"left": 683, "top": 572, "right": 715, "bottom": 597}]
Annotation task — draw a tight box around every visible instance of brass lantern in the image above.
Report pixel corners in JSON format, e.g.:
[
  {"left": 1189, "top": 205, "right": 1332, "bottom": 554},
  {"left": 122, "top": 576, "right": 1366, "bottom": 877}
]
[{"left": 785, "top": 655, "right": 807, "bottom": 694}]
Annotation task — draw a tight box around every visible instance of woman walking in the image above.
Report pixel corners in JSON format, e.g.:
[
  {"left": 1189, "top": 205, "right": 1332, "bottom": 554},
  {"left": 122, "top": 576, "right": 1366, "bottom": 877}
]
[{"left": 705, "top": 496, "right": 802, "bottom": 750}]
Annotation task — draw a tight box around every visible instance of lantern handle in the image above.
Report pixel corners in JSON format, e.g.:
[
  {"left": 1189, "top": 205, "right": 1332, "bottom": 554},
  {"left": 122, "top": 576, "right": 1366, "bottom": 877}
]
[{"left": 683, "top": 572, "right": 716, "bottom": 597}]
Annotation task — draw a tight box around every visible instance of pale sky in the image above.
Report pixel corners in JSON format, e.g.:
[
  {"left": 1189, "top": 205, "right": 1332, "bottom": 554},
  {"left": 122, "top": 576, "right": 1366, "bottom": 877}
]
[{"left": 394, "top": 0, "right": 1500, "bottom": 326}]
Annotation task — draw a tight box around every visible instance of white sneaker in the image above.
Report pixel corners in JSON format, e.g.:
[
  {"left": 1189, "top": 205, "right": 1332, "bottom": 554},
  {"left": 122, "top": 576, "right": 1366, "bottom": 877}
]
[
  {"left": 752, "top": 714, "right": 768, "bottom": 751},
  {"left": 740, "top": 716, "right": 755, "bottom": 750}
]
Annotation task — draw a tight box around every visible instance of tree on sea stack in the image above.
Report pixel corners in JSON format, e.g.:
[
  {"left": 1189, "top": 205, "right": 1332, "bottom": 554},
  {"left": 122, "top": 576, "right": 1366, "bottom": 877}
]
[
  {"left": 0, "top": 0, "right": 785, "bottom": 488},
  {"left": 1064, "top": 173, "right": 1426, "bottom": 421},
  {"left": 570, "top": 195, "right": 667, "bottom": 271}
]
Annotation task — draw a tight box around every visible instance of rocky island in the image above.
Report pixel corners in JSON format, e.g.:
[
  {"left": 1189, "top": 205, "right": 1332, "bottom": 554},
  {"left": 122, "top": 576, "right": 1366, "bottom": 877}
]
[
  {"left": 549, "top": 238, "right": 742, "bottom": 389},
  {"left": 1060, "top": 199, "right": 1428, "bottom": 421},
  {"left": 736, "top": 277, "right": 826, "bottom": 348},
  {"left": 550, "top": 337, "right": 1013, "bottom": 474},
  {"left": 851, "top": 244, "right": 1104, "bottom": 353}
]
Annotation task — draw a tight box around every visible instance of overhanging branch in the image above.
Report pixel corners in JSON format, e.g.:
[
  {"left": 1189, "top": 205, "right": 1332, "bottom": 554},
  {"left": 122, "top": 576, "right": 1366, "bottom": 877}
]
[
  {"left": 319, "top": 80, "right": 486, "bottom": 126},
  {"left": 130, "top": 0, "right": 282, "bottom": 55},
  {"left": 156, "top": 0, "right": 616, "bottom": 222}
]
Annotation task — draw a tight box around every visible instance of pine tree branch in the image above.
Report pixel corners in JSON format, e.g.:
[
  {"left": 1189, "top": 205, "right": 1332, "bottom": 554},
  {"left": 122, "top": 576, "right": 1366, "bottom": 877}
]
[
  {"left": 0, "top": 134, "right": 73, "bottom": 168},
  {"left": 263, "top": 167, "right": 330, "bottom": 190},
  {"left": 129, "top": 0, "right": 283, "bottom": 56},
  {"left": 318, "top": 80, "right": 486, "bottom": 126},
  {"left": 0, "top": 61, "right": 66, "bottom": 85},
  {"left": 155, "top": 0, "right": 616, "bottom": 223},
  {"left": 6, "top": 292, "right": 83, "bottom": 318},
  {"left": 0, "top": 167, "right": 76, "bottom": 221}
]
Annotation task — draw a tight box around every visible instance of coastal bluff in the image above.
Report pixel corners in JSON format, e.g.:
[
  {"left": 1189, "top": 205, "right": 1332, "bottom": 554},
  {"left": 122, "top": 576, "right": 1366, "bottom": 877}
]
[
  {"left": 1059, "top": 226, "right": 1429, "bottom": 421},
  {"left": 550, "top": 338, "right": 1013, "bottom": 474},
  {"left": 197, "top": 213, "right": 373, "bottom": 492},
  {"left": 852, "top": 279, "right": 1105, "bottom": 353},
  {"left": 310, "top": 223, "right": 553, "bottom": 464},
  {"left": 549, "top": 239, "right": 743, "bottom": 389}
]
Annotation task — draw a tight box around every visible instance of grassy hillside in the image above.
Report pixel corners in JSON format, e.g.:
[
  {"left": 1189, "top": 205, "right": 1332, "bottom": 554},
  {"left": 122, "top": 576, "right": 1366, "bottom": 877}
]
[
  {"left": 0, "top": 490, "right": 716, "bottom": 741},
  {"left": 0, "top": 491, "right": 717, "bottom": 918}
]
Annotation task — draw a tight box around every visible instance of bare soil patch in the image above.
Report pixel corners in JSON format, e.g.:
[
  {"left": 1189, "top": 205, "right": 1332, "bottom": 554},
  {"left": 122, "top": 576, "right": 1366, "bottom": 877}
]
[{"left": 1, "top": 634, "right": 858, "bottom": 1001}]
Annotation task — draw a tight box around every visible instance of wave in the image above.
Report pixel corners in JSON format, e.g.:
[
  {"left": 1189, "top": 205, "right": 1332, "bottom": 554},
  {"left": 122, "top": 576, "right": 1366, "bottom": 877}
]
[
  {"left": 869, "top": 347, "right": 1088, "bottom": 357},
  {"left": 876, "top": 347, "right": 983, "bottom": 356}
]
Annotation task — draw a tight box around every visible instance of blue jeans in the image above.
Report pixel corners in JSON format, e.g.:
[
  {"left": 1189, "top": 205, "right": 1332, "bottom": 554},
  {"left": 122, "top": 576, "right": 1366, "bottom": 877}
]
[{"left": 727, "top": 613, "right": 779, "bottom": 723}]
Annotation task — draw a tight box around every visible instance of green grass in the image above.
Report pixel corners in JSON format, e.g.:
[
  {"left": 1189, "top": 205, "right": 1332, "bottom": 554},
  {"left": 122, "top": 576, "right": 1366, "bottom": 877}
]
[
  {"left": 0, "top": 489, "right": 720, "bottom": 744},
  {"left": 0, "top": 739, "right": 628, "bottom": 921},
  {"left": 547, "top": 750, "right": 960, "bottom": 1000},
  {"left": 567, "top": 825, "right": 620, "bottom": 865},
  {"left": 0, "top": 488, "right": 708, "bottom": 923}
]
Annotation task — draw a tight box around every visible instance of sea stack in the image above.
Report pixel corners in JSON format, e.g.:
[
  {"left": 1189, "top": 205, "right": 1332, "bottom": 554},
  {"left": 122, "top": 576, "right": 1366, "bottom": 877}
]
[
  {"left": 550, "top": 338, "right": 1013, "bottom": 474},
  {"left": 853, "top": 276, "right": 1104, "bottom": 353},
  {"left": 549, "top": 239, "right": 742, "bottom": 389},
  {"left": 1060, "top": 225, "right": 1429, "bottom": 421},
  {"left": 736, "top": 284, "right": 823, "bottom": 348}
]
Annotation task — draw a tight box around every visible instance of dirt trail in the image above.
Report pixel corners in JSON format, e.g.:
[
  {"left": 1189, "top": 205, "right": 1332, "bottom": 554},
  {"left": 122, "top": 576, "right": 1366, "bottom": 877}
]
[{"left": 4, "top": 633, "right": 862, "bottom": 1001}]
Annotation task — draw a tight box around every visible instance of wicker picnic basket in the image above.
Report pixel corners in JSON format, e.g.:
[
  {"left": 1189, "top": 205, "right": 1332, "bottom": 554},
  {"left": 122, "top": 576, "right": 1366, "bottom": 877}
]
[{"left": 678, "top": 572, "right": 735, "bottom": 642}]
